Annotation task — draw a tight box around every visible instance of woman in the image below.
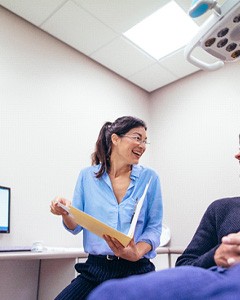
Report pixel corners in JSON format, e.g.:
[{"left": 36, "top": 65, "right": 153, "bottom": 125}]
[{"left": 50, "top": 116, "right": 163, "bottom": 300}]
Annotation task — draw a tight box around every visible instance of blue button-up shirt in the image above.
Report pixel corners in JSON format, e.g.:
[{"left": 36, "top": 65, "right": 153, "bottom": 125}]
[{"left": 64, "top": 164, "right": 163, "bottom": 259}]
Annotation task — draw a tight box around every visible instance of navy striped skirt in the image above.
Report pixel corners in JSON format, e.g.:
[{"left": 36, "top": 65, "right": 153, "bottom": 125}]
[{"left": 54, "top": 254, "right": 155, "bottom": 300}]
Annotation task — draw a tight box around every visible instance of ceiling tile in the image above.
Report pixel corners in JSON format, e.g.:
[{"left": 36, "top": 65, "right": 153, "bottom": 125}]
[
  {"left": 90, "top": 37, "right": 156, "bottom": 77},
  {"left": 0, "top": 0, "right": 220, "bottom": 92},
  {"left": 0, "top": 0, "right": 67, "bottom": 26},
  {"left": 159, "top": 48, "right": 200, "bottom": 78},
  {"left": 73, "top": 0, "right": 169, "bottom": 32},
  {"left": 127, "top": 62, "right": 178, "bottom": 92},
  {"left": 41, "top": 0, "right": 118, "bottom": 56}
]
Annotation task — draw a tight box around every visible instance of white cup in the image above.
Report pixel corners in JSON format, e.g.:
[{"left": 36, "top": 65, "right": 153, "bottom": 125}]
[{"left": 31, "top": 241, "right": 44, "bottom": 252}]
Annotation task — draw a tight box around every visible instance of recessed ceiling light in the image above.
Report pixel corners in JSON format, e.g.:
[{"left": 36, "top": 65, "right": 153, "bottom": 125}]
[{"left": 123, "top": 1, "right": 199, "bottom": 60}]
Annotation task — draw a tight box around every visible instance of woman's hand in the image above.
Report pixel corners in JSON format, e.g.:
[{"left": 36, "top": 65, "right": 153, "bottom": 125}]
[
  {"left": 50, "top": 196, "right": 78, "bottom": 230},
  {"left": 50, "top": 196, "right": 71, "bottom": 216},
  {"left": 103, "top": 235, "right": 151, "bottom": 262}
]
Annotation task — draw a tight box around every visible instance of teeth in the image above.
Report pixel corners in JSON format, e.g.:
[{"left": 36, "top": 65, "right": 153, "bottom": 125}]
[{"left": 133, "top": 151, "right": 141, "bottom": 156}]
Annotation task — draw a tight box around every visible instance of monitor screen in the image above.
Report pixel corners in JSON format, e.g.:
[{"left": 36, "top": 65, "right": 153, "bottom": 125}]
[{"left": 0, "top": 186, "right": 10, "bottom": 233}]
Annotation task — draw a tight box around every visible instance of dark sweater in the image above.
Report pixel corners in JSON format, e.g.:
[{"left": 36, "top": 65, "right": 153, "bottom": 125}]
[{"left": 175, "top": 197, "right": 240, "bottom": 268}]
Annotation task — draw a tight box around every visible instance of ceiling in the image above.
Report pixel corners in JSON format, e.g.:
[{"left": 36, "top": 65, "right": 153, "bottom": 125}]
[{"left": 0, "top": 0, "right": 225, "bottom": 92}]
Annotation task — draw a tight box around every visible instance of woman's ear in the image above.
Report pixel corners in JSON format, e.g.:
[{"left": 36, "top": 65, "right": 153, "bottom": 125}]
[{"left": 111, "top": 133, "right": 119, "bottom": 145}]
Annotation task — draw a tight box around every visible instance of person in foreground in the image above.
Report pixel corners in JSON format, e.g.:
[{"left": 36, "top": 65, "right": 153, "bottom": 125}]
[
  {"left": 87, "top": 260, "right": 240, "bottom": 300},
  {"left": 176, "top": 151, "right": 240, "bottom": 269},
  {"left": 50, "top": 116, "right": 163, "bottom": 300},
  {"left": 87, "top": 152, "right": 240, "bottom": 300}
]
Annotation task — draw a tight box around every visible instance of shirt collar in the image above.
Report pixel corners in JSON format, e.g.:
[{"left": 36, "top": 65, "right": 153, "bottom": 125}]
[{"left": 130, "top": 164, "right": 141, "bottom": 180}]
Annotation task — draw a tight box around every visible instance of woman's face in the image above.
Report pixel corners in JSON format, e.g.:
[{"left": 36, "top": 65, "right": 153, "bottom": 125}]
[{"left": 111, "top": 126, "right": 148, "bottom": 165}]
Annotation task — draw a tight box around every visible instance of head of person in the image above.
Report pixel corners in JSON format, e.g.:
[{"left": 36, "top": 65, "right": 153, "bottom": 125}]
[{"left": 92, "top": 116, "right": 148, "bottom": 178}]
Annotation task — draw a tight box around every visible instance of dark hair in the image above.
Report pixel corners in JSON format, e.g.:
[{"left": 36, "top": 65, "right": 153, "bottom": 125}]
[{"left": 91, "top": 116, "right": 147, "bottom": 178}]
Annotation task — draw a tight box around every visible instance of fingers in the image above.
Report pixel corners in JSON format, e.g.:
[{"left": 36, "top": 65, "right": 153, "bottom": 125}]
[
  {"left": 215, "top": 235, "right": 240, "bottom": 268},
  {"left": 227, "top": 257, "right": 237, "bottom": 266},
  {"left": 222, "top": 232, "right": 240, "bottom": 245},
  {"left": 103, "top": 235, "right": 125, "bottom": 257},
  {"left": 103, "top": 235, "right": 124, "bottom": 250},
  {"left": 50, "top": 197, "right": 70, "bottom": 216}
]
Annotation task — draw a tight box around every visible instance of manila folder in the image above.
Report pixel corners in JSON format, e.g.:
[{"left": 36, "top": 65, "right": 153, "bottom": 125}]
[
  {"left": 68, "top": 206, "right": 132, "bottom": 247},
  {"left": 58, "top": 179, "right": 151, "bottom": 247}
]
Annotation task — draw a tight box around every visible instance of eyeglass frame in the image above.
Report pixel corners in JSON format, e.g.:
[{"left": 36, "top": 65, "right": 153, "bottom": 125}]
[{"left": 120, "top": 135, "right": 150, "bottom": 146}]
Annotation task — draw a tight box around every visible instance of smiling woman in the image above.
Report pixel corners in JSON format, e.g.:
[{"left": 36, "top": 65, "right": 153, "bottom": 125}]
[{"left": 50, "top": 116, "right": 163, "bottom": 300}]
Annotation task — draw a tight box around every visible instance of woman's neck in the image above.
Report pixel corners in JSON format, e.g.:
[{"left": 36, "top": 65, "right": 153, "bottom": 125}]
[{"left": 108, "top": 164, "right": 132, "bottom": 178}]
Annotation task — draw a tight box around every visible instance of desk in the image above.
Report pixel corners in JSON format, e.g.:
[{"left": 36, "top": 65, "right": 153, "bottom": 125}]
[
  {"left": 0, "top": 247, "right": 183, "bottom": 300},
  {"left": 0, "top": 247, "right": 87, "bottom": 300},
  {"left": 0, "top": 247, "right": 88, "bottom": 261}
]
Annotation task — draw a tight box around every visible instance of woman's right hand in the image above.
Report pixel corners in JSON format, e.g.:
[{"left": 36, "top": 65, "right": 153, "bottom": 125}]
[{"left": 50, "top": 196, "right": 71, "bottom": 216}]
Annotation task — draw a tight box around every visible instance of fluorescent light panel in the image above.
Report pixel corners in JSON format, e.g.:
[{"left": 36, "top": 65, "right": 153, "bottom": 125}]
[{"left": 123, "top": 1, "right": 199, "bottom": 60}]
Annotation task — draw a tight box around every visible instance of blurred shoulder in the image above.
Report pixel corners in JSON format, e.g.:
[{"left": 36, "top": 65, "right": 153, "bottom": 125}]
[{"left": 208, "top": 197, "right": 240, "bottom": 212}]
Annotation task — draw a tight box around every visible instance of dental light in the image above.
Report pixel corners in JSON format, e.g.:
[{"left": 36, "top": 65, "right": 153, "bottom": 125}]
[{"left": 185, "top": 0, "right": 240, "bottom": 70}]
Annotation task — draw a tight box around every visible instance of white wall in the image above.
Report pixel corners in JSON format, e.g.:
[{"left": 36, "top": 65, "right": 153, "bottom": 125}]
[
  {"left": 0, "top": 8, "right": 150, "bottom": 248},
  {"left": 1, "top": 6, "right": 240, "bottom": 252},
  {"left": 149, "top": 64, "right": 240, "bottom": 247}
]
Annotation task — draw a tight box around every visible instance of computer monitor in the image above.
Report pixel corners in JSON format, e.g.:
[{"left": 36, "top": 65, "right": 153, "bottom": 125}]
[{"left": 0, "top": 186, "right": 10, "bottom": 233}]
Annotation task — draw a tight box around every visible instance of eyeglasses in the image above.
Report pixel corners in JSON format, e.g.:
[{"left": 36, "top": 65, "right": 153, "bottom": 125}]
[{"left": 121, "top": 135, "right": 150, "bottom": 146}]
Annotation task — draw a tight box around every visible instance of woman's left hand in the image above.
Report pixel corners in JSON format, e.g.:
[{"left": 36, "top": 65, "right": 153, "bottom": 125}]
[{"left": 103, "top": 235, "right": 151, "bottom": 262}]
